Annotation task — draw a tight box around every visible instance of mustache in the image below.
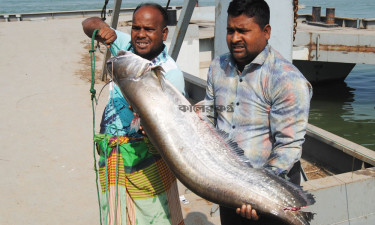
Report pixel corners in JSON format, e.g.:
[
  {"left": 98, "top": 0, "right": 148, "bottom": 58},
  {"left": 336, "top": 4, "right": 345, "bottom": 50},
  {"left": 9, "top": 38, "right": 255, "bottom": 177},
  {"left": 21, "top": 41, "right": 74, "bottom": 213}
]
[{"left": 230, "top": 42, "right": 245, "bottom": 48}]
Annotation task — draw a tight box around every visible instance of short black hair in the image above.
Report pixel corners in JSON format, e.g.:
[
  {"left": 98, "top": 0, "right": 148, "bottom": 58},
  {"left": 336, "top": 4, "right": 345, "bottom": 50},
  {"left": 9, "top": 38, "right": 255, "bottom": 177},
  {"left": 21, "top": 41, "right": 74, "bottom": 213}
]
[
  {"left": 227, "top": 0, "right": 270, "bottom": 29},
  {"left": 134, "top": 3, "right": 168, "bottom": 27}
]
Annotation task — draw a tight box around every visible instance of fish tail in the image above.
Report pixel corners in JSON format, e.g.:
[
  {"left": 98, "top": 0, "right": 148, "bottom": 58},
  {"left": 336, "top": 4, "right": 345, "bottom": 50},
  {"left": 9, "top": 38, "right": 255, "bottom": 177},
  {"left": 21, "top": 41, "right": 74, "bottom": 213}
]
[
  {"left": 304, "top": 191, "right": 316, "bottom": 206},
  {"left": 299, "top": 211, "right": 315, "bottom": 223},
  {"left": 295, "top": 187, "right": 315, "bottom": 206}
]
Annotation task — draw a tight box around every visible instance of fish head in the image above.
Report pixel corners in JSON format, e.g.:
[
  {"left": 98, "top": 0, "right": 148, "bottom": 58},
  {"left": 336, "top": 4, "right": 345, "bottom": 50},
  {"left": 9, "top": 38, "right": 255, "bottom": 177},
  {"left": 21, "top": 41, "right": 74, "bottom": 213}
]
[{"left": 106, "top": 50, "right": 152, "bottom": 83}]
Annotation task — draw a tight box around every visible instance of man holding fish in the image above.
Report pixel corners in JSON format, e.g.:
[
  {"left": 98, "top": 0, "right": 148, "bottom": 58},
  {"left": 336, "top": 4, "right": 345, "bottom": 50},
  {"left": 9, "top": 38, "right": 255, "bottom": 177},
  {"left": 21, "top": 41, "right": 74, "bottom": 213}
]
[
  {"left": 196, "top": 0, "right": 313, "bottom": 224},
  {"left": 82, "top": 3, "right": 185, "bottom": 225}
]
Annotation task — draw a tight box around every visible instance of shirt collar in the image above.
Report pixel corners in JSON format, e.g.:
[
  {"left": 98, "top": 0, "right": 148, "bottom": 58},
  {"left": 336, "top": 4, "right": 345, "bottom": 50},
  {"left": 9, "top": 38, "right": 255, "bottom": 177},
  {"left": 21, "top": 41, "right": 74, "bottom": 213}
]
[
  {"left": 227, "top": 44, "right": 270, "bottom": 71},
  {"left": 251, "top": 44, "right": 270, "bottom": 66},
  {"left": 125, "top": 43, "right": 168, "bottom": 66}
]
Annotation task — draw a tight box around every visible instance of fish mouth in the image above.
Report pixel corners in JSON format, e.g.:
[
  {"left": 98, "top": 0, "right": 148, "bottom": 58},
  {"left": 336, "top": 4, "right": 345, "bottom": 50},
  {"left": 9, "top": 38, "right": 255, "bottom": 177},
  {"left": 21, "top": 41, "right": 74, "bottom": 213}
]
[
  {"left": 106, "top": 57, "right": 118, "bottom": 80},
  {"left": 106, "top": 52, "right": 151, "bottom": 82},
  {"left": 106, "top": 51, "right": 127, "bottom": 79}
]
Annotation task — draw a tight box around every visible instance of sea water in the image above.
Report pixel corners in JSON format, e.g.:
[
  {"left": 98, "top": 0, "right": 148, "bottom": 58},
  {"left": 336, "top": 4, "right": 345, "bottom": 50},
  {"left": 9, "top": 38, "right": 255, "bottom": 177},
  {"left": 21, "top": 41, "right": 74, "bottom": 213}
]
[
  {"left": 298, "top": 0, "right": 375, "bottom": 150},
  {"left": 0, "top": 0, "right": 214, "bottom": 14}
]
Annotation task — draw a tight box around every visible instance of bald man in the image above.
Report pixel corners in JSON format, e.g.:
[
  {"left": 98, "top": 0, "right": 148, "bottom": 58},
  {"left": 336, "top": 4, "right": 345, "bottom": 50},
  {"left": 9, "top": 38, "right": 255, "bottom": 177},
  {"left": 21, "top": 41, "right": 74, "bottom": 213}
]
[{"left": 82, "top": 3, "right": 185, "bottom": 225}]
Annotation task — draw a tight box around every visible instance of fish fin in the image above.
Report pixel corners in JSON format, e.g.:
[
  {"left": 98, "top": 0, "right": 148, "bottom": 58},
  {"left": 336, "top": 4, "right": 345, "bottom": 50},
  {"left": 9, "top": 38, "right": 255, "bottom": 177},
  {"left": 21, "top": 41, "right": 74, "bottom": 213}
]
[
  {"left": 290, "top": 185, "right": 316, "bottom": 207},
  {"left": 152, "top": 66, "right": 166, "bottom": 91},
  {"left": 263, "top": 168, "right": 316, "bottom": 207},
  {"left": 133, "top": 67, "right": 151, "bottom": 80},
  {"left": 216, "top": 129, "right": 253, "bottom": 168},
  {"left": 289, "top": 184, "right": 316, "bottom": 206}
]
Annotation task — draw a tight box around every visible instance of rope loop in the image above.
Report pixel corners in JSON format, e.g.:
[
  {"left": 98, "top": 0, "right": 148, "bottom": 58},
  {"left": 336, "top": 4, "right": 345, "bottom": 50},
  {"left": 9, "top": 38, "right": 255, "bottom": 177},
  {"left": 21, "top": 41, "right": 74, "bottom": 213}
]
[
  {"left": 89, "top": 29, "right": 100, "bottom": 100},
  {"left": 89, "top": 28, "right": 103, "bottom": 225},
  {"left": 90, "top": 88, "right": 97, "bottom": 101},
  {"left": 88, "top": 27, "right": 125, "bottom": 225}
]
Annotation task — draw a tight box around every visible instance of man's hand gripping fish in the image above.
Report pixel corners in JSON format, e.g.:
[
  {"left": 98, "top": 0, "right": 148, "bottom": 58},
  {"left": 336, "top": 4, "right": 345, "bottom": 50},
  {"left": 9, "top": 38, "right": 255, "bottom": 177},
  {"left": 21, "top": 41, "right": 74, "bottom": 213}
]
[{"left": 106, "top": 51, "right": 315, "bottom": 225}]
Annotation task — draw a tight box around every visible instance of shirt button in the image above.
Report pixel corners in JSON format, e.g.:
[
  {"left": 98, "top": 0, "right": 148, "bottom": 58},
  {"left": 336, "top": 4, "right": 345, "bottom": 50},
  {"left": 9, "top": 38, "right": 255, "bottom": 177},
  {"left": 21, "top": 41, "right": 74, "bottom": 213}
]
[
  {"left": 240, "top": 78, "right": 243, "bottom": 82},
  {"left": 236, "top": 102, "right": 239, "bottom": 106},
  {"left": 232, "top": 125, "right": 236, "bottom": 129}
]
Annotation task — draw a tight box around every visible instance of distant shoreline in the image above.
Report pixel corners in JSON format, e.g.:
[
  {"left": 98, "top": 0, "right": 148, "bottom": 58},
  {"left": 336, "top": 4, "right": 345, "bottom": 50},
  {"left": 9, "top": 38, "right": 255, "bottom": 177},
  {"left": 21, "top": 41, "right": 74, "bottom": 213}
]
[
  {"left": 0, "top": 7, "right": 145, "bottom": 22},
  {"left": 0, "top": 6, "right": 185, "bottom": 22},
  {"left": 2, "top": 6, "right": 374, "bottom": 23}
]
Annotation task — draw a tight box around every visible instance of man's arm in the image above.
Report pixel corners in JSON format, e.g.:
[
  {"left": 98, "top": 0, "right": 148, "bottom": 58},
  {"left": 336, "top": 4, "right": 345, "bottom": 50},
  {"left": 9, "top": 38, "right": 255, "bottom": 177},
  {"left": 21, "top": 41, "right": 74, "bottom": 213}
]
[
  {"left": 265, "top": 70, "right": 313, "bottom": 176},
  {"left": 82, "top": 17, "right": 117, "bottom": 48}
]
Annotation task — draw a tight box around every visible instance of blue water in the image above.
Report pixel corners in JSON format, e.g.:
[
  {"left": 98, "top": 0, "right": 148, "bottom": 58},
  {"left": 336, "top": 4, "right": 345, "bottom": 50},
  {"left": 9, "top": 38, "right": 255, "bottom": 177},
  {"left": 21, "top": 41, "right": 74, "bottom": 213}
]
[
  {"left": 298, "top": 0, "right": 375, "bottom": 150},
  {"left": 309, "top": 64, "right": 375, "bottom": 150},
  {"left": 1, "top": 0, "right": 374, "bottom": 16},
  {"left": 0, "top": 0, "right": 214, "bottom": 14},
  {"left": 1, "top": 0, "right": 374, "bottom": 150}
]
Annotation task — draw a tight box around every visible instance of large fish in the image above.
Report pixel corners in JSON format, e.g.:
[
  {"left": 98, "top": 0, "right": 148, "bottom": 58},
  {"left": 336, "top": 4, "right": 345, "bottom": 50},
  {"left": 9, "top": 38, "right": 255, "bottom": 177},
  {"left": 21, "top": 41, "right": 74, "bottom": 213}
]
[{"left": 106, "top": 51, "right": 315, "bottom": 225}]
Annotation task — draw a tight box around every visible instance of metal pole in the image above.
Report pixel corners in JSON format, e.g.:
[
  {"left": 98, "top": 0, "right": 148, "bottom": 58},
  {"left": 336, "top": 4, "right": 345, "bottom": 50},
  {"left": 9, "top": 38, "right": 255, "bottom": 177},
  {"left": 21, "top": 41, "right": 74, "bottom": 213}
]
[
  {"left": 168, "top": 0, "right": 197, "bottom": 61},
  {"left": 100, "top": 0, "right": 123, "bottom": 81},
  {"left": 326, "top": 8, "right": 335, "bottom": 25},
  {"left": 312, "top": 6, "right": 321, "bottom": 23}
]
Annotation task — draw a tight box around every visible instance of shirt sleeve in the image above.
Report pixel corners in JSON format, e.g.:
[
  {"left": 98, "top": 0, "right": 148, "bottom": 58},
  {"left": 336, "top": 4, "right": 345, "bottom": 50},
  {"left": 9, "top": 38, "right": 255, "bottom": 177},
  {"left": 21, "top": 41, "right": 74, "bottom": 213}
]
[
  {"left": 164, "top": 68, "right": 186, "bottom": 96},
  {"left": 265, "top": 70, "right": 313, "bottom": 175},
  {"left": 109, "top": 30, "right": 131, "bottom": 55}
]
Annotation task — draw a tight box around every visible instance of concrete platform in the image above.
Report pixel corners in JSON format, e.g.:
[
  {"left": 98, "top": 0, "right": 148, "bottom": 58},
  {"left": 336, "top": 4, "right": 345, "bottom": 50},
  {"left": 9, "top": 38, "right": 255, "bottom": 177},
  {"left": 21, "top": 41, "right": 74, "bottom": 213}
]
[
  {"left": 0, "top": 16, "right": 102, "bottom": 225},
  {"left": 178, "top": 182, "right": 220, "bottom": 225},
  {"left": 0, "top": 15, "right": 219, "bottom": 225}
]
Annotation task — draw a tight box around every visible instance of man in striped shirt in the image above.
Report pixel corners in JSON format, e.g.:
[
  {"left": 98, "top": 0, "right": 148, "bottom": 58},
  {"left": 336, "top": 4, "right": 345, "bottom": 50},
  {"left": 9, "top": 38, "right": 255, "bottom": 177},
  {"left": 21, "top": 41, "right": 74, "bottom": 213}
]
[{"left": 197, "top": 0, "right": 312, "bottom": 224}]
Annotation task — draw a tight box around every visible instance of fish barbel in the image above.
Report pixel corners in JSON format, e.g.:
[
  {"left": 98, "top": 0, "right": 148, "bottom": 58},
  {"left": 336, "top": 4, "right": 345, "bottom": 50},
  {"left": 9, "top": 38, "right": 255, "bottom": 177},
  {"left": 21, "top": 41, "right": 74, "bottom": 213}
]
[{"left": 106, "top": 51, "right": 315, "bottom": 225}]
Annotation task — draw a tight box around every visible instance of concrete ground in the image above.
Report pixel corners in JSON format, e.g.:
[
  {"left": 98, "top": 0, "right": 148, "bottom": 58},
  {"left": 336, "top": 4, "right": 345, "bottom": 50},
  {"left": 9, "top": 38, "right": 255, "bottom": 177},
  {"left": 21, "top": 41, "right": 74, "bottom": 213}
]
[{"left": 0, "top": 16, "right": 219, "bottom": 225}]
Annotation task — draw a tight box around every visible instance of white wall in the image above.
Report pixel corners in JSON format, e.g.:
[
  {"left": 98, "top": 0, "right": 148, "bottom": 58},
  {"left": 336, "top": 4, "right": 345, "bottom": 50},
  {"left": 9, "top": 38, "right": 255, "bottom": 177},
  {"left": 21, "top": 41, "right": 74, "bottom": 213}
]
[{"left": 165, "top": 25, "right": 200, "bottom": 77}]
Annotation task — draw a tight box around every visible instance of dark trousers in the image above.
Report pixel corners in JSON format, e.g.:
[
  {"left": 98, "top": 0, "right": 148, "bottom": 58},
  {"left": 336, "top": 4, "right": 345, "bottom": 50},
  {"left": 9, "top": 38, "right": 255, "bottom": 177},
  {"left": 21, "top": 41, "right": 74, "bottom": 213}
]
[{"left": 219, "top": 161, "right": 301, "bottom": 225}]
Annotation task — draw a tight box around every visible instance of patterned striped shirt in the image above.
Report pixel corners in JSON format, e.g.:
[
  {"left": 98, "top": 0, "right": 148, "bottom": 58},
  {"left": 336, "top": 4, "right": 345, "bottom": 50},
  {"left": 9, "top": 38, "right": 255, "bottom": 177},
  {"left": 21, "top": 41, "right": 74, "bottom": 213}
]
[
  {"left": 100, "top": 31, "right": 186, "bottom": 137},
  {"left": 198, "top": 44, "right": 312, "bottom": 176}
]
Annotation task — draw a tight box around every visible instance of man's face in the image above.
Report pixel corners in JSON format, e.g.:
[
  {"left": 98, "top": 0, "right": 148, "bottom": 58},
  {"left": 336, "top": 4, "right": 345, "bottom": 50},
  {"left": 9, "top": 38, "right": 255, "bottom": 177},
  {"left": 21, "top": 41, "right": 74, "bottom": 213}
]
[
  {"left": 226, "top": 14, "right": 270, "bottom": 68},
  {"left": 131, "top": 6, "right": 168, "bottom": 60}
]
